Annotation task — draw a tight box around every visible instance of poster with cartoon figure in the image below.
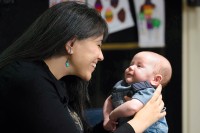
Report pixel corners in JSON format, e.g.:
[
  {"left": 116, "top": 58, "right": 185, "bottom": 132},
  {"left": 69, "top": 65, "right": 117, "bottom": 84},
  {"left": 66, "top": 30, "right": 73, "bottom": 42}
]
[
  {"left": 133, "top": 0, "right": 165, "bottom": 47},
  {"left": 49, "top": 0, "right": 86, "bottom": 7},
  {"left": 87, "top": 0, "right": 134, "bottom": 34}
]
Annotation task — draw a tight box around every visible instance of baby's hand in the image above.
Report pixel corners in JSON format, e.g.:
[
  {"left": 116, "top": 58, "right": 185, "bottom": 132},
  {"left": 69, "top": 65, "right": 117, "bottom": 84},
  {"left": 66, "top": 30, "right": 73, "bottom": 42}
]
[{"left": 124, "top": 95, "right": 132, "bottom": 101}]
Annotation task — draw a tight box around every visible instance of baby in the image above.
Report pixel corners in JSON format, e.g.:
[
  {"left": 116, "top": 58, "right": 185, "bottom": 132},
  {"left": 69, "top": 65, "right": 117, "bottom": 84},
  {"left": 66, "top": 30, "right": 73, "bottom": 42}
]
[{"left": 103, "top": 51, "right": 172, "bottom": 133}]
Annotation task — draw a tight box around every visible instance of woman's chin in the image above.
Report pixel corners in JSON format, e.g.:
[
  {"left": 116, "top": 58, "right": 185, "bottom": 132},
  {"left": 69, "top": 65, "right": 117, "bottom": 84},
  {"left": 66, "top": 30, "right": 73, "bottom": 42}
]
[{"left": 81, "top": 74, "right": 92, "bottom": 81}]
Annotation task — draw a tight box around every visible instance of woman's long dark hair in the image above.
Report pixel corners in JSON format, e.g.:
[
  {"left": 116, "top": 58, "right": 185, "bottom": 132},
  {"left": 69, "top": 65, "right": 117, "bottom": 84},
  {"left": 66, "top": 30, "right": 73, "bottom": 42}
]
[
  {"left": 0, "top": 1, "right": 108, "bottom": 132},
  {"left": 0, "top": 1, "right": 108, "bottom": 68},
  {"left": 61, "top": 75, "right": 91, "bottom": 132}
]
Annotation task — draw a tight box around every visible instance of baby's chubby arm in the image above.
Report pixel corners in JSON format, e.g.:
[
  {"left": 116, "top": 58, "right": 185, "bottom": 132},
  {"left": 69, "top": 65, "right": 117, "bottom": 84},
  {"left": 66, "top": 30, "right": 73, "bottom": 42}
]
[{"left": 109, "top": 99, "right": 144, "bottom": 121}]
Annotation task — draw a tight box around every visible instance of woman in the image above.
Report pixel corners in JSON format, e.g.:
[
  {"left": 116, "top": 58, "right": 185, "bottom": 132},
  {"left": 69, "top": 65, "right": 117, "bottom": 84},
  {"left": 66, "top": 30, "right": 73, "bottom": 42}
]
[{"left": 0, "top": 1, "right": 166, "bottom": 133}]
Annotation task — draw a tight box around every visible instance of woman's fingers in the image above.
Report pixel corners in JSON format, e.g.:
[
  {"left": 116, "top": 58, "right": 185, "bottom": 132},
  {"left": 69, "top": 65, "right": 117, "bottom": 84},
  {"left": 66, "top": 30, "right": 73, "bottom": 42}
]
[
  {"left": 127, "top": 84, "right": 166, "bottom": 133},
  {"left": 150, "top": 84, "right": 162, "bottom": 103}
]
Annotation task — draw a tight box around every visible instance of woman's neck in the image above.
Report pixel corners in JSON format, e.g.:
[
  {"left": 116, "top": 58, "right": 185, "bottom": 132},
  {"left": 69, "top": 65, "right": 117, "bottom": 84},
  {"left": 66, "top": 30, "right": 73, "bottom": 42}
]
[{"left": 44, "top": 56, "right": 68, "bottom": 80}]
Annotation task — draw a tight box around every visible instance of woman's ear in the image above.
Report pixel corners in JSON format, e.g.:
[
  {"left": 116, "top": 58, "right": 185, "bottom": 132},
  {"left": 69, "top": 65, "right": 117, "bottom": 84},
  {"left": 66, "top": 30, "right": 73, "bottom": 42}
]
[
  {"left": 65, "top": 37, "right": 76, "bottom": 54},
  {"left": 150, "top": 74, "right": 162, "bottom": 87}
]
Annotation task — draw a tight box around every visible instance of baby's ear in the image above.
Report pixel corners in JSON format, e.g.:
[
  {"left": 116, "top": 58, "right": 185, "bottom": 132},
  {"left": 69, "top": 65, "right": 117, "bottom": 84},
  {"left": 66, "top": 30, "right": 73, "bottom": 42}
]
[{"left": 150, "top": 74, "right": 162, "bottom": 87}]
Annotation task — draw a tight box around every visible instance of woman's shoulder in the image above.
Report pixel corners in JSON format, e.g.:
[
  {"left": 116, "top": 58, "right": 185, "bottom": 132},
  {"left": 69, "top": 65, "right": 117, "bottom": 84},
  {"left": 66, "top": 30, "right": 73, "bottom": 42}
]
[
  {"left": 0, "top": 60, "right": 62, "bottom": 96},
  {"left": 0, "top": 60, "right": 54, "bottom": 84}
]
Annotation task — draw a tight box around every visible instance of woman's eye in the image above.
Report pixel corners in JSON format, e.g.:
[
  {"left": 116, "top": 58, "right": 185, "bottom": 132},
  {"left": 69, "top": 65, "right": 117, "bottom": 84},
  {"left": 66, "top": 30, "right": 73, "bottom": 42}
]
[{"left": 98, "top": 44, "right": 102, "bottom": 48}]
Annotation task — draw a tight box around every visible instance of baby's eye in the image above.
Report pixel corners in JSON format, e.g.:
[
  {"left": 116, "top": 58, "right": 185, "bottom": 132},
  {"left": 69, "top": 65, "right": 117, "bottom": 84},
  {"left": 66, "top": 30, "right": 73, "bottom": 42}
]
[{"left": 130, "top": 62, "right": 134, "bottom": 66}]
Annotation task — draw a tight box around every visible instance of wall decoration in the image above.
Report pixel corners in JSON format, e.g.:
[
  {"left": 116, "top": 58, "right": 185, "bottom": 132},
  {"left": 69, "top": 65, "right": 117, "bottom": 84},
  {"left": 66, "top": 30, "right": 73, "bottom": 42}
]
[
  {"left": 133, "top": 0, "right": 165, "bottom": 47},
  {"left": 87, "top": 0, "right": 134, "bottom": 34}
]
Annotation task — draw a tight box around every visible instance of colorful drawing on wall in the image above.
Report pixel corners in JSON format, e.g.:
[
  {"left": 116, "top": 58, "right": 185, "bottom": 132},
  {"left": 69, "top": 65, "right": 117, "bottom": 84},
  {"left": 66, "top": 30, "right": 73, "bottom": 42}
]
[
  {"left": 49, "top": 0, "right": 86, "bottom": 7},
  {"left": 133, "top": 0, "right": 165, "bottom": 47},
  {"left": 87, "top": 0, "right": 134, "bottom": 34}
]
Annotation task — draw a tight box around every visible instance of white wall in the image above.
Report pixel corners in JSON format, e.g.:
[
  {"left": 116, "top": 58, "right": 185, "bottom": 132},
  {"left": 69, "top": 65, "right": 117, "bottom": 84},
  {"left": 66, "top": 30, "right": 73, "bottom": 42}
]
[{"left": 183, "top": 0, "right": 200, "bottom": 132}]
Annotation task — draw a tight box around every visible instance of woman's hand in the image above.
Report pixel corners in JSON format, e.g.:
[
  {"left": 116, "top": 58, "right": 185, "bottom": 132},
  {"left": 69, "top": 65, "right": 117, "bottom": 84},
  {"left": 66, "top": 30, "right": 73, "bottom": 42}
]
[
  {"left": 127, "top": 84, "right": 166, "bottom": 133},
  {"left": 103, "top": 95, "right": 117, "bottom": 131}
]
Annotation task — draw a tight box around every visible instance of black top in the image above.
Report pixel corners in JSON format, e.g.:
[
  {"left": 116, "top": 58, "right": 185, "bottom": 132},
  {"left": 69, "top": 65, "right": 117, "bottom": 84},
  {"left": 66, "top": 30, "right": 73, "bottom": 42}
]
[{"left": 0, "top": 60, "right": 135, "bottom": 133}]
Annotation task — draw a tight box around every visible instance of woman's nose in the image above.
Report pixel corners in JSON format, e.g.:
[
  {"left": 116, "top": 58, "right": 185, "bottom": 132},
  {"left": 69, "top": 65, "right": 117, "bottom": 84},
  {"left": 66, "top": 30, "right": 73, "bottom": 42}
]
[{"left": 98, "top": 50, "right": 104, "bottom": 61}]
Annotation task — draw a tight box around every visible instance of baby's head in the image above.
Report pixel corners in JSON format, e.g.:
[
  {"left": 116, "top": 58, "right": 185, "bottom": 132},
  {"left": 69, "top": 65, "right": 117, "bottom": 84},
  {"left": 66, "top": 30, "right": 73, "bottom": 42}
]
[{"left": 124, "top": 51, "right": 172, "bottom": 88}]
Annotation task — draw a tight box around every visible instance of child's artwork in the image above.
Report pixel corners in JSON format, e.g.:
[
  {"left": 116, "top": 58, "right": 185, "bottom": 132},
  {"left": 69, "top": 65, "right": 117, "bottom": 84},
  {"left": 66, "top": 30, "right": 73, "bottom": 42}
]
[
  {"left": 87, "top": 0, "right": 134, "bottom": 34},
  {"left": 49, "top": 0, "right": 86, "bottom": 7},
  {"left": 133, "top": 0, "right": 165, "bottom": 47}
]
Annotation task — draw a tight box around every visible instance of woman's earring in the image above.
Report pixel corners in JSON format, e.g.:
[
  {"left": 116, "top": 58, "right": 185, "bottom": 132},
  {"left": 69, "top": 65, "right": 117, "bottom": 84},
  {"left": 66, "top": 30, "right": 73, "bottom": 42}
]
[
  {"left": 66, "top": 47, "right": 72, "bottom": 67},
  {"left": 66, "top": 59, "right": 69, "bottom": 67}
]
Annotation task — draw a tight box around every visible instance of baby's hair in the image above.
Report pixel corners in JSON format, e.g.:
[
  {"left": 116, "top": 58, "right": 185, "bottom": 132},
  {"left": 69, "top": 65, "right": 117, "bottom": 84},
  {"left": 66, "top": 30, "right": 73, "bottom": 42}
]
[{"left": 138, "top": 51, "right": 172, "bottom": 87}]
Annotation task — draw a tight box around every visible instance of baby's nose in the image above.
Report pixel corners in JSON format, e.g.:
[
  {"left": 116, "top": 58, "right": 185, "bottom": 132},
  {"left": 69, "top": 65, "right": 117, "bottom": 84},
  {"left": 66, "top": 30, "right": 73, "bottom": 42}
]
[{"left": 129, "top": 65, "right": 135, "bottom": 70}]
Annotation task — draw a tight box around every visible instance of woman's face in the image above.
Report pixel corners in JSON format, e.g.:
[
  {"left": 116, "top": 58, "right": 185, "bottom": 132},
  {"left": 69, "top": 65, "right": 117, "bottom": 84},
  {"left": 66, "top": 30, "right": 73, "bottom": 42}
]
[{"left": 70, "top": 35, "right": 104, "bottom": 81}]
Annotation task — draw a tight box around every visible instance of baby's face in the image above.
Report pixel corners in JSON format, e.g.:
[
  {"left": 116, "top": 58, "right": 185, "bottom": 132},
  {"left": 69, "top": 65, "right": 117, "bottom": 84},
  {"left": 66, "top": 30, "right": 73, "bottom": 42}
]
[{"left": 124, "top": 52, "right": 157, "bottom": 84}]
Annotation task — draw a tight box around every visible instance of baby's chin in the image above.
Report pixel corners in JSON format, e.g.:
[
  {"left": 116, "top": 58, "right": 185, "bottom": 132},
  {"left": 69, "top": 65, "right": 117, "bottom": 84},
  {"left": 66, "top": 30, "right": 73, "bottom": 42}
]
[{"left": 125, "top": 78, "right": 135, "bottom": 84}]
